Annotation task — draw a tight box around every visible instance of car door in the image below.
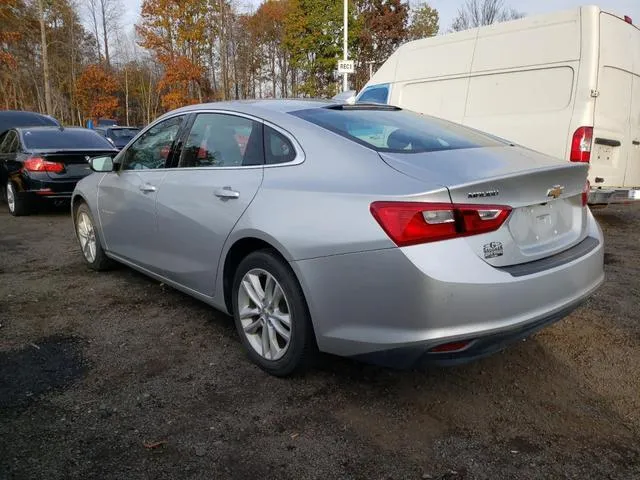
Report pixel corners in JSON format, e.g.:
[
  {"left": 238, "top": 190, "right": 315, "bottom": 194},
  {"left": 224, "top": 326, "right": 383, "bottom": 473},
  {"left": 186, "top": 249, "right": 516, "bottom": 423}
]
[
  {"left": 97, "top": 114, "right": 186, "bottom": 273},
  {"left": 154, "top": 112, "right": 265, "bottom": 296}
]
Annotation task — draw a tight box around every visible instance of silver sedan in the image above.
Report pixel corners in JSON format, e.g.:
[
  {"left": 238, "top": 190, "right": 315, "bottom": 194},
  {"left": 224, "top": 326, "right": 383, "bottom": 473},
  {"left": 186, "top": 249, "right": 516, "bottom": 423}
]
[{"left": 72, "top": 100, "right": 605, "bottom": 376}]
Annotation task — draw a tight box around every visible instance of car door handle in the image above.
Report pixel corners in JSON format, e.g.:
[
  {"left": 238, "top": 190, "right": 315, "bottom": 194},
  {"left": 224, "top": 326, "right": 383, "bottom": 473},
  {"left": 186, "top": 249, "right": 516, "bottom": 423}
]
[
  {"left": 139, "top": 183, "right": 157, "bottom": 193},
  {"left": 214, "top": 186, "right": 240, "bottom": 199},
  {"left": 633, "top": 140, "right": 640, "bottom": 146}
]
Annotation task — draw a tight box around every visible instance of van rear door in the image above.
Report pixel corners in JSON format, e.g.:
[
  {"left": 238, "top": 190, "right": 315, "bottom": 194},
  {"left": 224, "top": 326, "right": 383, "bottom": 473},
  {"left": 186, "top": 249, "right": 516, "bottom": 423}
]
[
  {"left": 626, "top": 74, "right": 640, "bottom": 188},
  {"left": 590, "top": 13, "right": 638, "bottom": 189}
]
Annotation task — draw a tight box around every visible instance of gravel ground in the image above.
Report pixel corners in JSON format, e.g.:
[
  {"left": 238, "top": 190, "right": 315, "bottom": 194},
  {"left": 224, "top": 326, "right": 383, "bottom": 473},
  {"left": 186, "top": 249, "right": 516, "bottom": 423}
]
[{"left": 0, "top": 203, "right": 639, "bottom": 480}]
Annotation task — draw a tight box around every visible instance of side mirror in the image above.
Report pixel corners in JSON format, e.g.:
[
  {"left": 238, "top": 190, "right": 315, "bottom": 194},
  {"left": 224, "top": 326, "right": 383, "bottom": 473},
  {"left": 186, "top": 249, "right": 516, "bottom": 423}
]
[{"left": 89, "top": 155, "right": 115, "bottom": 172}]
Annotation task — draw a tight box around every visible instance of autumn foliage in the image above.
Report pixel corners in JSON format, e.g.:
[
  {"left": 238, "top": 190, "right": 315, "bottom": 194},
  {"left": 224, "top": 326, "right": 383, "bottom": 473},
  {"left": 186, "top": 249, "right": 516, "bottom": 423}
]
[{"left": 76, "top": 64, "right": 119, "bottom": 122}]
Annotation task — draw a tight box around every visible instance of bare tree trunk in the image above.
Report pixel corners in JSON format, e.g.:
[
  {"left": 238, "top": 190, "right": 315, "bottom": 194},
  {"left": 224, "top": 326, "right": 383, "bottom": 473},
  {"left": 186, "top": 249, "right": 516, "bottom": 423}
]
[
  {"left": 100, "top": 0, "right": 111, "bottom": 67},
  {"left": 38, "top": 0, "right": 53, "bottom": 115},
  {"left": 125, "top": 66, "right": 129, "bottom": 125}
]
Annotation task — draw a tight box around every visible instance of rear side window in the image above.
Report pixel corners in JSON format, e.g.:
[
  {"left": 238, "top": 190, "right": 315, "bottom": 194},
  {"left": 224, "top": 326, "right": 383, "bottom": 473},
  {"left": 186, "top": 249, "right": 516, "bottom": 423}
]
[
  {"left": 264, "top": 126, "right": 296, "bottom": 165},
  {"left": 291, "top": 107, "right": 505, "bottom": 153},
  {"left": 356, "top": 84, "right": 390, "bottom": 104},
  {"left": 0, "top": 131, "right": 19, "bottom": 153},
  {"left": 22, "top": 129, "right": 114, "bottom": 150}
]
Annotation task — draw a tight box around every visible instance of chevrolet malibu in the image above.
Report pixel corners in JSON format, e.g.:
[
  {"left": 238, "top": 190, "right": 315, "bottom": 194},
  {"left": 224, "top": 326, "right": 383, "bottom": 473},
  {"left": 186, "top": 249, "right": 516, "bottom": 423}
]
[{"left": 71, "top": 100, "right": 605, "bottom": 376}]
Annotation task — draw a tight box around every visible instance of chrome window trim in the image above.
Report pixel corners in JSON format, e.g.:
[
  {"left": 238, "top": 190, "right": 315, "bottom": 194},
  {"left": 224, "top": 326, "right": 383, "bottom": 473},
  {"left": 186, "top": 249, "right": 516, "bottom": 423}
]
[{"left": 117, "top": 108, "right": 305, "bottom": 172}]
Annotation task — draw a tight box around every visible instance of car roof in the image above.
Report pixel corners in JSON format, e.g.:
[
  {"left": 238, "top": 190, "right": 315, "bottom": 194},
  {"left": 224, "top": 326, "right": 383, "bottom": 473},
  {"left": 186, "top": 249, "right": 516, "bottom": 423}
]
[
  {"left": 0, "top": 111, "right": 59, "bottom": 134},
  {"left": 15, "top": 126, "right": 95, "bottom": 133},
  {"left": 169, "top": 99, "right": 335, "bottom": 116}
]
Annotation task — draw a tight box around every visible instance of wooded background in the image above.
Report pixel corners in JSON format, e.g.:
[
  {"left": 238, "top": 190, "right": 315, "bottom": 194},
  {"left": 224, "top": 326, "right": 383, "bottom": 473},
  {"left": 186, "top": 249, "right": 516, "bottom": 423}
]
[{"left": 0, "top": 0, "right": 520, "bottom": 127}]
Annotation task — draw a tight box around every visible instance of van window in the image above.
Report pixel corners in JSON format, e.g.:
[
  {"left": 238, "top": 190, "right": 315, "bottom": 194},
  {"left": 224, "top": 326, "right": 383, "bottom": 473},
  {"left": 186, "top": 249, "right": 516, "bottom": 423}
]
[
  {"left": 356, "top": 84, "right": 390, "bottom": 104},
  {"left": 291, "top": 107, "right": 505, "bottom": 153}
]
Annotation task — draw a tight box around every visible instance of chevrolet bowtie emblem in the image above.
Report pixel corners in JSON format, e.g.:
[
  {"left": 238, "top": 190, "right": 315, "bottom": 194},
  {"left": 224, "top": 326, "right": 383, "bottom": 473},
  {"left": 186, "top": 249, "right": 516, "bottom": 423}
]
[{"left": 547, "top": 185, "right": 564, "bottom": 199}]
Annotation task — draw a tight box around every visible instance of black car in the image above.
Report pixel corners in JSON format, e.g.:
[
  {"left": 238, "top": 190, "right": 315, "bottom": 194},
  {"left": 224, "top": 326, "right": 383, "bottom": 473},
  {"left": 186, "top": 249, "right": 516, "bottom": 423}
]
[
  {"left": 94, "top": 126, "right": 141, "bottom": 150},
  {"left": 0, "top": 126, "right": 118, "bottom": 216},
  {"left": 0, "top": 110, "right": 60, "bottom": 135}
]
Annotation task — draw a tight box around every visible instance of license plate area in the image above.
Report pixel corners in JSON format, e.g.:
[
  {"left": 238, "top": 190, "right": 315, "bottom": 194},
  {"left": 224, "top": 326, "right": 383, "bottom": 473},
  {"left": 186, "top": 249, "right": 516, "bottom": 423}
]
[{"left": 508, "top": 199, "right": 575, "bottom": 248}]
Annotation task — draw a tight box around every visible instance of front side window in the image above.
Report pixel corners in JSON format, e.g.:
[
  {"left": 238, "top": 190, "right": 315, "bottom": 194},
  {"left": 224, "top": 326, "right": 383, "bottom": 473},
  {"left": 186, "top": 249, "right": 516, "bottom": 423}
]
[
  {"left": 356, "top": 84, "right": 390, "bottom": 104},
  {"left": 179, "top": 113, "right": 264, "bottom": 168},
  {"left": 291, "top": 107, "right": 506, "bottom": 153},
  {"left": 121, "top": 116, "right": 185, "bottom": 171}
]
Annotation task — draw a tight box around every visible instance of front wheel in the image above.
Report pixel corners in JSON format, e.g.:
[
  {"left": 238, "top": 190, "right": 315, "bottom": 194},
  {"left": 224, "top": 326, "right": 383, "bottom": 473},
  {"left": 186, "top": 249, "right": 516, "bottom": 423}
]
[
  {"left": 75, "top": 203, "right": 112, "bottom": 271},
  {"left": 232, "top": 250, "right": 317, "bottom": 376}
]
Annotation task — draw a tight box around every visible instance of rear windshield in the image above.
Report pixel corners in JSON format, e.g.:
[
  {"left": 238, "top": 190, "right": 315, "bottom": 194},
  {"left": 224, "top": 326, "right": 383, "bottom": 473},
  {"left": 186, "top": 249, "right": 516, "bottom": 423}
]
[
  {"left": 22, "top": 128, "right": 114, "bottom": 150},
  {"left": 291, "top": 107, "right": 505, "bottom": 153},
  {"left": 109, "top": 128, "right": 139, "bottom": 139}
]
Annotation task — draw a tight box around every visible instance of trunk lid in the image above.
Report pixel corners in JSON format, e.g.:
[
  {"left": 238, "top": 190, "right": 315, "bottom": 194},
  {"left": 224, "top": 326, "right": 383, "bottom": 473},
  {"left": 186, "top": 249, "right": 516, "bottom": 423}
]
[
  {"left": 379, "top": 146, "right": 589, "bottom": 266},
  {"left": 36, "top": 149, "right": 116, "bottom": 181}
]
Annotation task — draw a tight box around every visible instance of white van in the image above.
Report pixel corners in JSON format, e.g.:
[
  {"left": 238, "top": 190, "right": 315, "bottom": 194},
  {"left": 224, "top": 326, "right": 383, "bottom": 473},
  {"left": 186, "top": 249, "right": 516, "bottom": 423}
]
[{"left": 356, "top": 6, "right": 640, "bottom": 204}]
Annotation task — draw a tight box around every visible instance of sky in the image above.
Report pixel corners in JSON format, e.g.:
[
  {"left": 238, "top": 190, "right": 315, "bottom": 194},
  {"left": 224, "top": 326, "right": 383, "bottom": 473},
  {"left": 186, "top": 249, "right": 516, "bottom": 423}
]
[{"left": 120, "top": 0, "right": 640, "bottom": 35}]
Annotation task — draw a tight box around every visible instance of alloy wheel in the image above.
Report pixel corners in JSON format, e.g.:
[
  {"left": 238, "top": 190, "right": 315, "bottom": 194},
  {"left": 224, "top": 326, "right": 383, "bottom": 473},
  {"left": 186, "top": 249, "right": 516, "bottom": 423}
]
[
  {"left": 237, "top": 268, "right": 292, "bottom": 361},
  {"left": 76, "top": 212, "right": 97, "bottom": 263},
  {"left": 6, "top": 182, "right": 15, "bottom": 213}
]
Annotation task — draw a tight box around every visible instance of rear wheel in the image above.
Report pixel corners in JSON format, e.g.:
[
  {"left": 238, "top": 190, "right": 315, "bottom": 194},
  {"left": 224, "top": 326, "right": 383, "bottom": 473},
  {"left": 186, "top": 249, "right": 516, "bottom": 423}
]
[
  {"left": 6, "top": 181, "right": 30, "bottom": 216},
  {"left": 232, "top": 250, "right": 317, "bottom": 376},
  {"left": 75, "top": 203, "right": 112, "bottom": 271}
]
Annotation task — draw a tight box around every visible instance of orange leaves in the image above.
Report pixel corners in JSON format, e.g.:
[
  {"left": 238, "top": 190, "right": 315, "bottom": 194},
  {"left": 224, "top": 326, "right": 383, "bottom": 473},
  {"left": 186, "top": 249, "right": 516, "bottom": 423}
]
[
  {"left": 157, "top": 55, "right": 202, "bottom": 110},
  {"left": 137, "top": 0, "right": 206, "bottom": 111},
  {"left": 76, "top": 64, "right": 119, "bottom": 121}
]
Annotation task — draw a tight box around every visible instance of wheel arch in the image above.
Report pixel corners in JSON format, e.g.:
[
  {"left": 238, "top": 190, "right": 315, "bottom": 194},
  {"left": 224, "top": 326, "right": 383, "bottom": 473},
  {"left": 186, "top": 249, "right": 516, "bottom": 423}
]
[{"left": 221, "top": 236, "right": 287, "bottom": 314}]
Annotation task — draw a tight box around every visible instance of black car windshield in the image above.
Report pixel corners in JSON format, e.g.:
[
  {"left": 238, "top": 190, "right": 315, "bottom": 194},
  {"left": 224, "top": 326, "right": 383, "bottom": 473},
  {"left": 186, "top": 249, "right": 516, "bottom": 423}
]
[
  {"left": 291, "top": 106, "right": 506, "bottom": 153},
  {"left": 109, "top": 128, "right": 139, "bottom": 139},
  {"left": 22, "top": 128, "right": 114, "bottom": 150}
]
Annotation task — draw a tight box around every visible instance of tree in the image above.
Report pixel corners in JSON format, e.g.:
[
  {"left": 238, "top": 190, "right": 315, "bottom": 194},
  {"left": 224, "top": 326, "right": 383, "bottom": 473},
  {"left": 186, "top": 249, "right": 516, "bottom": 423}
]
[
  {"left": 84, "top": 0, "right": 121, "bottom": 67},
  {"left": 408, "top": 2, "right": 439, "bottom": 40},
  {"left": 451, "top": 0, "right": 524, "bottom": 32},
  {"left": 37, "top": 0, "right": 53, "bottom": 115},
  {"left": 353, "top": 0, "right": 408, "bottom": 90},
  {"left": 249, "top": 0, "right": 289, "bottom": 98},
  {"left": 136, "top": 0, "right": 207, "bottom": 107},
  {"left": 76, "top": 63, "right": 119, "bottom": 121}
]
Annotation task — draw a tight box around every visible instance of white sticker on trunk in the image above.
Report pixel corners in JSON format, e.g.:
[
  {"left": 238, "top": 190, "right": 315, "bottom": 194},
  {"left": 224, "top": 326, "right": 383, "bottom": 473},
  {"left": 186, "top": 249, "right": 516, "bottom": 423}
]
[{"left": 483, "top": 241, "right": 504, "bottom": 259}]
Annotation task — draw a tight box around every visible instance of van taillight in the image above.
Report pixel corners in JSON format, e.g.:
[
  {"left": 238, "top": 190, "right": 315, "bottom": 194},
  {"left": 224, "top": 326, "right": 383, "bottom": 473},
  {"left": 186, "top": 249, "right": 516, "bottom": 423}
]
[
  {"left": 570, "top": 127, "right": 593, "bottom": 163},
  {"left": 624, "top": 15, "right": 633, "bottom": 24}
]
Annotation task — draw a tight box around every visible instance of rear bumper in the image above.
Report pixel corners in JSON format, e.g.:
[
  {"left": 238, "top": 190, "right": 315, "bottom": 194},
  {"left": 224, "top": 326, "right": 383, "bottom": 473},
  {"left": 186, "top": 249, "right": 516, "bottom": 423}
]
[
  {"left": 13, "top": 172, "right": 80, "bottom": 200},
  {"left": 291, "top": 212, "right": 604, "bottom": 366},
  {"left": 351, "top": 300, "right": 584, "bottom": 368},
  {"left": 589, "top": 187, "right": 640, "bottom": 205}
]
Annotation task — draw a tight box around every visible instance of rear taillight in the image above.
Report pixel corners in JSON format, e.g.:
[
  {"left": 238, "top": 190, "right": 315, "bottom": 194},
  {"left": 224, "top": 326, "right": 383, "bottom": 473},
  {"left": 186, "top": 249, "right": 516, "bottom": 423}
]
[
  {"left": 570, "top": 127, "right": 593, "bottom": 163},
  {"left": 370, "top": 202, "right": 512, "bottom": 247},
  {"left": 23, "top": 157, "right": 65, "bottom": 173},
  {"left": 624, "top": 15, "right": 633, "bottom": 24},
  {"left": 582, "top": 180, "right": 590, "bottom": 207}
]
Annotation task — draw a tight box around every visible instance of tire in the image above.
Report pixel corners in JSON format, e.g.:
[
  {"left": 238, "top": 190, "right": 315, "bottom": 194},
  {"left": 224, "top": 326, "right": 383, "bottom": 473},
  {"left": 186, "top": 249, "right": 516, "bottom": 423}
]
[
  {"left": 232, "top": 249, "right": 317, "bottom": 376},
  {"left": 75, "top": 202, "right": 112, "bottom": 271},
  {"left": 6, "top": 181, "right": 30, "bottom": 216}
]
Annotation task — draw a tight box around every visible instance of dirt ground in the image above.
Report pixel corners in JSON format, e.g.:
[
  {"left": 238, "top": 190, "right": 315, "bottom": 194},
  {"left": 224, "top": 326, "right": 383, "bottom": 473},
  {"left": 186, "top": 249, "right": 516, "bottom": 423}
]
[{"left": 0, "top": 202, "right": 639, "bottom": 480}]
